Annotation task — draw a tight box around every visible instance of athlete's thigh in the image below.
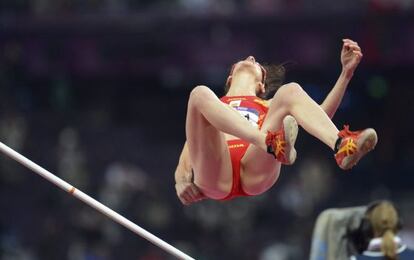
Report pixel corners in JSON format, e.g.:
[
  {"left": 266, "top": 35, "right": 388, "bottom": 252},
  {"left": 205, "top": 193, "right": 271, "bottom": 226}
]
[
  {"left": 186, "top": 100, "right": 233, "bottom": 199},
  {"left": 240, "top": 99, "right": 288, "bottom": 194}
]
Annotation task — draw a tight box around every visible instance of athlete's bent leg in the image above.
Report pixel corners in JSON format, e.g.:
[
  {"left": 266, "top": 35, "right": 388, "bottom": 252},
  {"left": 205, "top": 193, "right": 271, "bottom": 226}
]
[
  {"left": 241, "top": 83, "right": 339, "bottom": 194},
  {"left": 186, "top": 90, "right": 232, "bottom": 199},
  {"left": 186, "top": 85, "right": 268, "bottom": 199}
]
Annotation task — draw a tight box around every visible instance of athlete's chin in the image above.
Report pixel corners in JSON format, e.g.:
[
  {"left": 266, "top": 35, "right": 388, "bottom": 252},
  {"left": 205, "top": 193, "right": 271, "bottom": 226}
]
[
  {"left": 237, "top": 61, "right": 257, "bottom": 69},
  {"left": 233, "top": 64, "right": 259, "bottom": 77}
]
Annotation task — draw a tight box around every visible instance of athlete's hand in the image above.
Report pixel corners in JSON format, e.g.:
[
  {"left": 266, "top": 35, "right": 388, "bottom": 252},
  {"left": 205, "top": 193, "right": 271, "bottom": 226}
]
[
  {"left": 175, "top": 170, "right": 206, "bottom": 205},
  {"left": 175, "top": 182, "right": 206, "bottom": 205},
  {"left": 341, "top": 39, "right": 363, "bottom": 77}
]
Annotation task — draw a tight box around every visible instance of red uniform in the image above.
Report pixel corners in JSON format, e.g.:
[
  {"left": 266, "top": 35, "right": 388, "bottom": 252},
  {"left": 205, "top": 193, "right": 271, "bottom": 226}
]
[{"left": 219, "top": 96, "right": 269, "bottom": 200}]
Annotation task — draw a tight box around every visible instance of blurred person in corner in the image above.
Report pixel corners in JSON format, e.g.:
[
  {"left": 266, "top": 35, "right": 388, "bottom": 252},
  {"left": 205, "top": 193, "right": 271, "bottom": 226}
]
[
  {"left": 351, "top": 201, "right": 414, "bottom": 260},
  {"left": 175, "top": 39, "right": 378, "bottom": 205},
  {"left": 310, "top": 200, "right": 414, "bottom": 260}
]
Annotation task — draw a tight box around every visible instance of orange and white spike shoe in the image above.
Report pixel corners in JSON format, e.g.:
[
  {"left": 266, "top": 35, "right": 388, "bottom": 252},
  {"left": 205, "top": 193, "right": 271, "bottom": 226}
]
[
  {"left": 265, "top": 115, "right": 298, "bottom": 165},
  {"left": 334, "top": 125, "right": 378, "bottom": 170}
]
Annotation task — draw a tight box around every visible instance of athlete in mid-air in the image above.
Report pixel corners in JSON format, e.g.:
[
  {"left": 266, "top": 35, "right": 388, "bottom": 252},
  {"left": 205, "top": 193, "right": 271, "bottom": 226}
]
[{"left": 175, "top": 39, "right": 377, "bottom": 205}]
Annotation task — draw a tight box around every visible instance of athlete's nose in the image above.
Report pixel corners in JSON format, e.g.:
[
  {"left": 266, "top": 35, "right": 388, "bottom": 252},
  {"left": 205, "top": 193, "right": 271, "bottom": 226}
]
[{"left": 246, "top": 56, "right": 255, "bottom": 63}]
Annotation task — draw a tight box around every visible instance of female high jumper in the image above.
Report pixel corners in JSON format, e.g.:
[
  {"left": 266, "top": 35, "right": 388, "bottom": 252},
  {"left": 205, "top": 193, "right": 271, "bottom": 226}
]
[{"left": 175, "top": 39, "right": 378, "bottom": 205}]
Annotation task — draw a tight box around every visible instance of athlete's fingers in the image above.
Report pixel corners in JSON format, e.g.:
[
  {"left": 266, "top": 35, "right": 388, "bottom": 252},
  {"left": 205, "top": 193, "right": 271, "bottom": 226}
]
[
  {"left": 343, "top": 41, "right": 360, "bottom": 50},
  {"left": 177, "top": 191, "right": 188, "bottom": 205},
  {"left": 190, "top": 185, "right": 201, "bottom": 197},
  {"left": 188, "top": 182, "right": 206, "bottom": 200},
  {"left": 344, "top": 43, "right": 360, "bottom": 51},
  {"left": 343, "top": 39, "right": 357, "bottom": 45},
  {"left": 180, "top": 198, "right": 188, "bottom": 205},
  {"left": 181, "top": 193, "right": 192, "bottom": 205},
  {"left": 178, "top": 193, "right": 188, "bottom": 205},
  {"left": 176, "top": 184, "right": 191, "bottom": 205},
  {"left": 186, "top": 192, "right": 197, "bottom": 203},
  {"left": 348, "top": 44, "right": 361, "bottom": 52},
  {"left": 343, "top": 43, "right": 352, "bottom": 52},
  {"left": 182, "top": 186, "right": 197, "bottom": 202},
  {"left": 352, "top": 50, "right": 363, "bottom": 58},
  {"left": 177, "top": 182, "right": 205, "bottom": 205}
]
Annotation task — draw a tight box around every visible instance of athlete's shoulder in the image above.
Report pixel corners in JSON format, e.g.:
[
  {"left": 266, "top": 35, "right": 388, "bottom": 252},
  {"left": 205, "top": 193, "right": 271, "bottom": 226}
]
[{"left": 251, "top": 97, "right": 270, "bottom": 108}]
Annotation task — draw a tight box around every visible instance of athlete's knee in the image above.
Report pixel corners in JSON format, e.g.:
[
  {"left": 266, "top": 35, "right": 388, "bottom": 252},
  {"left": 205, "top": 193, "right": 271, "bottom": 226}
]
[
  {"left": 189, "top": 85, "right": 215, "bottom": 106},
  {"left": 277, "top": 82, "right": 303, "bottom": 97},
  {"left": 273, "top": 82, "right": 304, "bottom": 106}
]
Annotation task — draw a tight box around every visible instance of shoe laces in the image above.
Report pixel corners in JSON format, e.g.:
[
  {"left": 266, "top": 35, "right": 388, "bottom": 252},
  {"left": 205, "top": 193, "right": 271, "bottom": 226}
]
[
  {"left": 266, "top": 130, "right": 286, "bottom": 157},
  {"left": 337, "top": 125, "right": 359, "bottom": 155}
]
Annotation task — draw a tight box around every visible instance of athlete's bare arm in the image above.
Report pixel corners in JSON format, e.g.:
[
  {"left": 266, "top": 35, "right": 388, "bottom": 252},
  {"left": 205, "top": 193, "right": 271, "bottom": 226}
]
[
  {"left": 175, "top": 142, "right": 206, "bottom": 205},
  {"left": 262, "top": 40, "right": 362, "bottom": 119},
  {"left": 320, "top": 39, "right": 363, "bottom": 118}
]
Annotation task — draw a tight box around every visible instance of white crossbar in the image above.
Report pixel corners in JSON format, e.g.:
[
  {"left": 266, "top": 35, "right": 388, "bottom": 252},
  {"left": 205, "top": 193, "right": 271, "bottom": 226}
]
[{"left": 0, "top": 142, "right": 195, "bottom": 260}]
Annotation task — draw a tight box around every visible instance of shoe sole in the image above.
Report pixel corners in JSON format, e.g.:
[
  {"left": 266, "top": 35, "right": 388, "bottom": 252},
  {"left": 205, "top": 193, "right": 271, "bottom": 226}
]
[
  {"left": 282, "top": 115, "right": 298, "bottom": 165},
  {"left": 341, "top": 128, "right": 378, "bottom": 170}
]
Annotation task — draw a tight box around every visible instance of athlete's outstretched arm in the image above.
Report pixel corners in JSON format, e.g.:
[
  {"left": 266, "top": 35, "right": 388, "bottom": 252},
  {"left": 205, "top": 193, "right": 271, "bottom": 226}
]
[
  {"left": 174, "top": 142, "right": 206, "bottom": 205},
  {"left": 320, "top": 39, "right": 363, "bottom": 118}
]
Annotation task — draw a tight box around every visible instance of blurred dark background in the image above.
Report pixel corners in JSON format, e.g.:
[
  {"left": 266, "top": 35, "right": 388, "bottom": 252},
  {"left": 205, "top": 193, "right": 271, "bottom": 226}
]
[{"left": 0, "top": 1, "right": 413, "bottom": 259}]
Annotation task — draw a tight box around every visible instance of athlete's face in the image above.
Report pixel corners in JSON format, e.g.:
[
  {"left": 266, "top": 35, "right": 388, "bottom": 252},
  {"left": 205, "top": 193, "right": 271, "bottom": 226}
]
[{"left": 229, "top": 56, "right": 266, "bottom": 85}]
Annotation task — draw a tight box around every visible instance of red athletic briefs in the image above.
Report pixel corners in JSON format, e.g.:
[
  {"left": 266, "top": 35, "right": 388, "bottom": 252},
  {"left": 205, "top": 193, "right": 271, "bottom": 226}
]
[
  {"left": 219, "top": 96, "right": 269, "bottom": 201},
  {"left": 219, "top": 139, "right": 251, "bottom": 200}
]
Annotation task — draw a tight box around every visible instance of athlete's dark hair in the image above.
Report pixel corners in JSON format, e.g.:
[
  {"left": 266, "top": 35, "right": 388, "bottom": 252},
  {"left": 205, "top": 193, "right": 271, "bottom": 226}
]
[
  {"left": 224, "top": 63, "right": 286, "bottom": 100},
  {"left": 260, "top": 64, "right": 286, "bottom": 100}
]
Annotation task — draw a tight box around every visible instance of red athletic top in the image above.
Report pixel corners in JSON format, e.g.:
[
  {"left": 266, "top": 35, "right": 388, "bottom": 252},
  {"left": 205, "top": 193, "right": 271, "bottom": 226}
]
[
  {"left": 220, "top": 96, "right": 269, "bottom": 129},
  {"left": 218, "top": 96, "right": 269, "bottom": 200}
]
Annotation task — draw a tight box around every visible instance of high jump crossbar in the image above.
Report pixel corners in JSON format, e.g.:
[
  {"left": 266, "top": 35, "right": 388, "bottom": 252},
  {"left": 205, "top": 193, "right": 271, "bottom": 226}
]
[{"left": 0, "top": 142, "right": 195, "bottom": 260}]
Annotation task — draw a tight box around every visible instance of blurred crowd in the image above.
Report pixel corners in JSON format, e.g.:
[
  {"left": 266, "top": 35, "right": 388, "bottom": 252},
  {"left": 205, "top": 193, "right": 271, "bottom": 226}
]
[
  {"left": 1, "top": 1, "right": 414, "bottom": 260},
  {"left": 1, "top": 0, "right": 413, "bottom": 16}
]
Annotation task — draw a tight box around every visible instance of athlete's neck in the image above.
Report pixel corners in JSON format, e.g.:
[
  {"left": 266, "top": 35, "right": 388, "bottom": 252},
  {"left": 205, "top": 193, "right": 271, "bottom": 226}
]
[{"left": 226, "top": 73, "right": 258, "bottom": 97}]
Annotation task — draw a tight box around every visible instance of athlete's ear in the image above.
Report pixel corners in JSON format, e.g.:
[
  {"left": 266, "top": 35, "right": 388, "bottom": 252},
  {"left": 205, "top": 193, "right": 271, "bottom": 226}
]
[
  {"left": 226, "top": 76, "right": 232, "bottom": 88},
  {"left": 258, "top": 82, "right": 265, "bottom": 94}
]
